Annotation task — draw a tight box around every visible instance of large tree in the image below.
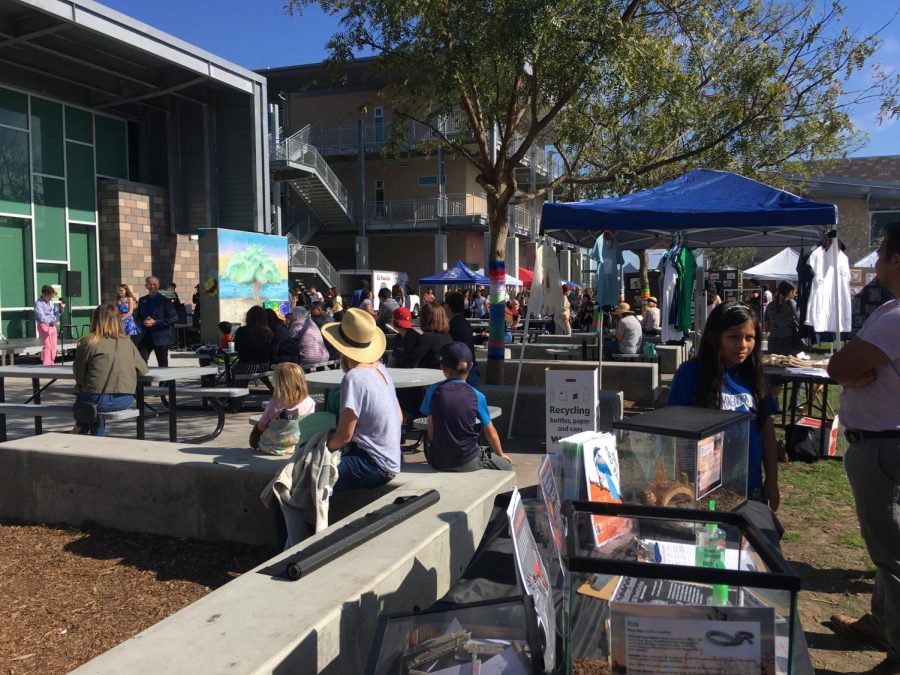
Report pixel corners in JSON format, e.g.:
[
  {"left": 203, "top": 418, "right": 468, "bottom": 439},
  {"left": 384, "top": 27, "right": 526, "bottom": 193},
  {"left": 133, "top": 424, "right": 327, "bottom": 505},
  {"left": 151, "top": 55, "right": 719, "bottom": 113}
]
[{"left": 290, "top": 0, "right": 898, "bottom": 382}]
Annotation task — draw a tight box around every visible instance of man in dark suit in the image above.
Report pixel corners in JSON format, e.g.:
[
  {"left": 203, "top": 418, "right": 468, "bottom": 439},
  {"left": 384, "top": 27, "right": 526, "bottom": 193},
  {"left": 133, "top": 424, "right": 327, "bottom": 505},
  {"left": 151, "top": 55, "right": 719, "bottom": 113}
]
[{"left": 134, "top": 275, "right": 177, "bottom": 367}]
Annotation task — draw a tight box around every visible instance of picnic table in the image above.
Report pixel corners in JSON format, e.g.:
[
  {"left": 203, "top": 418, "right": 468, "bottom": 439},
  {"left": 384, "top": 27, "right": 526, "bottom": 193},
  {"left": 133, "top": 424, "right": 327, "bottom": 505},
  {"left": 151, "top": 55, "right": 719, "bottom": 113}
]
[
  {"left": 545, "top": 346, "right": 580, "bottom": 360},
  {"left": 0, "top": 364, "right": 217, "bottom": 443},
  {"left": 303, "top": 367, "right": 445, "bottom": 393}
]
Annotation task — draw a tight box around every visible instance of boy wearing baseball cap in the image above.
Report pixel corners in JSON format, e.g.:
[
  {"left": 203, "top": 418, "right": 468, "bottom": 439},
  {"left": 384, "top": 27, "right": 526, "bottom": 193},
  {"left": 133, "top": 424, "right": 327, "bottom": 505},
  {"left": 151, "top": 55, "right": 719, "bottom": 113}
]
[{"left": 419, "top": 342, "right": 513, "bottom": 471}]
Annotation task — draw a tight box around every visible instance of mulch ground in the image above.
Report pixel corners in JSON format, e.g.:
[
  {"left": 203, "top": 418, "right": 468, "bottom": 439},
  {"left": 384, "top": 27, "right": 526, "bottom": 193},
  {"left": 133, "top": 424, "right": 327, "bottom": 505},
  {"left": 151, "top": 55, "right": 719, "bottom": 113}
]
[{"left": 0, "top": 520, "right": 272, "bottom": 674}]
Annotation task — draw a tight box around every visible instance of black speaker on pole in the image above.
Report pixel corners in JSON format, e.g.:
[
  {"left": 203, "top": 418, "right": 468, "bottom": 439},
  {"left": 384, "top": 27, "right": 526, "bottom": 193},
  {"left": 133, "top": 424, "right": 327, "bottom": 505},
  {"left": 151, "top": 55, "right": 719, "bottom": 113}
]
[{"left": 65, "top": 271, "right": 82, "bottom": 298}]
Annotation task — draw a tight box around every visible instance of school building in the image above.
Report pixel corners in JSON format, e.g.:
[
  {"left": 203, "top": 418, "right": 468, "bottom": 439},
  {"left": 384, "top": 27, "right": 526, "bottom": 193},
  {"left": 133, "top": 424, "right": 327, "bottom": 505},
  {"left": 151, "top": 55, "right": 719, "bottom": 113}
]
[{"left": 0, "top": 0, "right": 268, "bottom": 337}]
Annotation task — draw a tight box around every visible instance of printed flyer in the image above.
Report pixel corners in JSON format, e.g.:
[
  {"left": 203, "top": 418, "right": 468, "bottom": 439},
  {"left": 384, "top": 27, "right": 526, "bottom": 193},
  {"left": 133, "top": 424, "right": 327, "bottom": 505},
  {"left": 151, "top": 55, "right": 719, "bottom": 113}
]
[{"left": 696, "top": 431, "right": 724, "bottom": 500}]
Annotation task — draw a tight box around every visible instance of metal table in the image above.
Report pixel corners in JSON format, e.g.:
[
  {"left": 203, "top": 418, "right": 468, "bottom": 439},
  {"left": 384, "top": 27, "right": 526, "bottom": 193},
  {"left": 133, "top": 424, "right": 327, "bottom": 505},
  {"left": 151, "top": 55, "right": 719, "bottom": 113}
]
[
  {"left": 303, "top": 367, "right": 445, "bottom": 393},
  {"left": 0, "top": 364, "right": 218, "bottom": 443},
  {"left": 764, "top": 366, "right": 837, "bottom": 457}
]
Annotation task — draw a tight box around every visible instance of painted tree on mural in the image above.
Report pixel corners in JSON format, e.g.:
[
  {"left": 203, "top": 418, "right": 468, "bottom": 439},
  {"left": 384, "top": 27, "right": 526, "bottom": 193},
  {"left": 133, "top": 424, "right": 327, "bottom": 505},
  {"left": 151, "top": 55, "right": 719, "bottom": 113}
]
[
  {"left": 222, "top": 244, "right": 281, "bottom": 305},
  {"left": 288, "top": 0, "right": 898, "bottom": 382}
]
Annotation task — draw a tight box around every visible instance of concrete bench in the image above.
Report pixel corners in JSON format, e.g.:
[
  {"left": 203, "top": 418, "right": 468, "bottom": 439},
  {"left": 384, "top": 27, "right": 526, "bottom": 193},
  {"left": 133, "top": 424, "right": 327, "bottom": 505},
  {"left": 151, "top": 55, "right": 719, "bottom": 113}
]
[
  {"left": 489, "top": 359, "right": 658, "bottom": 406},
  {"left": 0, "top": 433, "right": 512, "bottom": 674},
  {"left": 0, "top": 403, "right": 140, "bottom": 440},
  {"left": 143, "top": 386, "right": 249, "bottom": 443},
  {"left": 610, "top": 352, "right": 657, "bottom": 363}
]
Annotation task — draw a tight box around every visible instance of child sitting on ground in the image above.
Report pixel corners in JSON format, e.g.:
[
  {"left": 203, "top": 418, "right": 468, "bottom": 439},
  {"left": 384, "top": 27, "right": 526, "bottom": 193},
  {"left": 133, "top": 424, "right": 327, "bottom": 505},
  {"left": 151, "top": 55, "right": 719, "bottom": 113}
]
[
  {"left": 419, "top": 342, "right": 513, "bottom": 471},
  {"left": 249, "top": 362, "right": 316, "bottom": 455}
]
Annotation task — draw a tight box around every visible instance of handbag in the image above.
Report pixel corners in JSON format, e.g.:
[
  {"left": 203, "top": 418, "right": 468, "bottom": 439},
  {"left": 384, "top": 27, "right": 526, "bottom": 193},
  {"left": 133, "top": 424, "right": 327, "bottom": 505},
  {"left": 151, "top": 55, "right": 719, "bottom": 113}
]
[{"left": 73, "top": 341, "right": 119, "bottom": 426}]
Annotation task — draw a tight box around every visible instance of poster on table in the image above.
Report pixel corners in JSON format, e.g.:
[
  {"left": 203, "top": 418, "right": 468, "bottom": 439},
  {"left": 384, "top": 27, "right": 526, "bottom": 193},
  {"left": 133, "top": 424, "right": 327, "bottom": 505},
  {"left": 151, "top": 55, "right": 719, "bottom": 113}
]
[
  {"left": 507, "top": 488, "right": 556, "bottom": 672},
  {"left": 197, "top": 228, "right": 290, "bottom": 343},
  {"left": 610, "top": 577, "right": 777, "bottom": 674},
  {"left": 581, "top": 432, "right": 629, "bottom": 547},
  {"left": 538, "top": 454, "right": 565, "bottom": 570},
  {"left": 545, "top": 367, "right": 598, "bottom": 453}
]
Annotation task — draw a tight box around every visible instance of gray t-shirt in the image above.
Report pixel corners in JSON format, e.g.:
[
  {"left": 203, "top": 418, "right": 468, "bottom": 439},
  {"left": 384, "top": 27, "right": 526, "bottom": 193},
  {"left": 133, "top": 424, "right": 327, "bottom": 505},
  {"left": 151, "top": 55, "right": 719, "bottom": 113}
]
[
  {"left": 340, "top": 362, "right": 401, "bottom": 474},
  {"left": 618, "top": 314, "right": 642, "bottom": 354},
  {"left": 764, "top": 299, "right": 797, "bottom": 338},
  {"left": 377, "top": 298, "right": 400, "bottom": 327}
]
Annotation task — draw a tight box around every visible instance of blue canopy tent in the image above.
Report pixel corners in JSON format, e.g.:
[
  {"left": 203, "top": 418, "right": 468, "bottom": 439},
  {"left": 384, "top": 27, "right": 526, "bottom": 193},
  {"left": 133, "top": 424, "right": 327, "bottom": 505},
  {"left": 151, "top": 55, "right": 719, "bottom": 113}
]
[
  {"left": 419, "top": 260, "right": 489, "bottom": 285},
  {"left": 541, "top": 169, "right": 836, "bottom": 249}
]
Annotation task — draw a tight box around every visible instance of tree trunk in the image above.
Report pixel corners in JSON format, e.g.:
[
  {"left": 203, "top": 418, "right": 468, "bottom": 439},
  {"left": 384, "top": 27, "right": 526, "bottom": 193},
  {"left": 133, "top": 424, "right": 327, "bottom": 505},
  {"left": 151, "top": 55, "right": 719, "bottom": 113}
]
[{"left": 485, "top": 194, "right": 511, "bottom": 385}]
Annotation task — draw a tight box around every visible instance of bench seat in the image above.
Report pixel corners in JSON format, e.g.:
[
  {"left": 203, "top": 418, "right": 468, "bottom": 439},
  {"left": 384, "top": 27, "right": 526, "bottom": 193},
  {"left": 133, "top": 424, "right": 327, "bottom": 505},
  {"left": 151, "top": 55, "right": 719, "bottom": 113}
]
[
  {"left": 143, "top": 386, "right": 249, "bottom": 398},
  {"left": 0, "top": 403, "right": 139, "bottom": 421}
]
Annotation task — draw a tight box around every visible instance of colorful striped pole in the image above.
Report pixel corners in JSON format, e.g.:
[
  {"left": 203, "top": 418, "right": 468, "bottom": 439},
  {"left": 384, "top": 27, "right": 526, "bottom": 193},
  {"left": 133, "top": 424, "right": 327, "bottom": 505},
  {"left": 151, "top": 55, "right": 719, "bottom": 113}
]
[{"left": 487, "top": 259, "right": 507, "bottom": 360}]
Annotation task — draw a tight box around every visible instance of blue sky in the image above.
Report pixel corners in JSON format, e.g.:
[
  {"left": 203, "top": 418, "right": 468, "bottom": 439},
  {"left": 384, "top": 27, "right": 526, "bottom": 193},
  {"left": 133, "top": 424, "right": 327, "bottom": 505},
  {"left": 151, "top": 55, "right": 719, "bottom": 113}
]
[{"left": 103, "top": 0, "right": 899, "bottom": 157}]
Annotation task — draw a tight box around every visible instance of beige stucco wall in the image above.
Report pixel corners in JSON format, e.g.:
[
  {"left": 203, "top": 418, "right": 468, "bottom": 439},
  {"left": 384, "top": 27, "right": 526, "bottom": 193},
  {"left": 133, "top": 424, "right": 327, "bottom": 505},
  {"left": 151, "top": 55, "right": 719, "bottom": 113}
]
[{"left": 833, "top": 197, "right": 871, "bottom": 263}]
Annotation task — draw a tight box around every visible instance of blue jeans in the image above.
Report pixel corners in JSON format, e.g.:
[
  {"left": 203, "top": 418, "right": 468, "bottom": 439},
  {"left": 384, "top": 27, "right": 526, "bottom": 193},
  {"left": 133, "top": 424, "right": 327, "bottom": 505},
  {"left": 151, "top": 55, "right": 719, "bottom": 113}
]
[
  {"left": 333, "top": 444, "right": 395, "bottom": 492},
  {"left": 75, "top": 393, "right": 135, "bottom": 436}
]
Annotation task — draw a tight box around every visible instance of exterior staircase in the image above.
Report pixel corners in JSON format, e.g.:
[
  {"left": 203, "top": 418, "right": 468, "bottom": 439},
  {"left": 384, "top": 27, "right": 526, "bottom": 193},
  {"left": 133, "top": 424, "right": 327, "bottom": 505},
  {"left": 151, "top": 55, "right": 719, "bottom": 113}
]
[
  {"left": 286, "top": 233, "right": 340, "bottom": 291},
  {"left": 270, "top": 126, "right": 354, "bottom": 229}
]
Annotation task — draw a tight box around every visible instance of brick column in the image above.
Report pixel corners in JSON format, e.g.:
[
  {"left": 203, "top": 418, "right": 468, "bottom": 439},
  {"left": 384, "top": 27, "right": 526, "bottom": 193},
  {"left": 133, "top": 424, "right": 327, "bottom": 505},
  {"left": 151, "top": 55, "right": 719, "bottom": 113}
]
[{"left": 98, "top": 179, "right": 199, "bottom": 301}]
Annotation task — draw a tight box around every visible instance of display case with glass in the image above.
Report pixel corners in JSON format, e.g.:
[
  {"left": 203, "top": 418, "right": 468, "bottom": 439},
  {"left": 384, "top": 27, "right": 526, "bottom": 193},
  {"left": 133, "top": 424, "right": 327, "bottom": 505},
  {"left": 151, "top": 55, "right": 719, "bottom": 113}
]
[
  {"left": 612, "top": 406, "right": 750, "bottom": 510},
  {"left": 365, "top": 596, "right": 545, "bottom": 675},
  {"left": 564, "top": 501, "right": 801, "bottom": 675}
]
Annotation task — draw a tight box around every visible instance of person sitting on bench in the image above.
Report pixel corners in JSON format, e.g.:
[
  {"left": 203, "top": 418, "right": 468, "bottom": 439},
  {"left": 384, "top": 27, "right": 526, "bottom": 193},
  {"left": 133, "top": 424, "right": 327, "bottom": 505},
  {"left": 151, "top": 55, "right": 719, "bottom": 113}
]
[
  {"left": 419, "top": 342, "right": 513, "bottom": 472},
  {"left": 603, "top": 303, "right": 642, "bottom": 358}
]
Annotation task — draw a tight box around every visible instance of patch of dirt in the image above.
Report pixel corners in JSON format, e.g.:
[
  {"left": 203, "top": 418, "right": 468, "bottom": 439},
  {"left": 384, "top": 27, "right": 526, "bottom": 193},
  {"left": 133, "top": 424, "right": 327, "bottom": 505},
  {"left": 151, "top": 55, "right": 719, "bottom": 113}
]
[
  {"left": 0, "top": 520, "right": 272, "bottom": 674},
  {"left": 777, "top": 464, "right": 884, "bottom": 674}
]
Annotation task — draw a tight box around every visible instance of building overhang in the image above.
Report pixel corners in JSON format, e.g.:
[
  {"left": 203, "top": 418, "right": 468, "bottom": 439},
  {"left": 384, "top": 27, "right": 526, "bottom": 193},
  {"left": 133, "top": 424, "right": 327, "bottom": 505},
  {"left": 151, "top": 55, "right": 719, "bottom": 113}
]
[
  {"left": 787, "top": 174, "right": 900, "bottom": 205},
  {"left": 1, "top": 0, "right": 266, "bottom": 117}
]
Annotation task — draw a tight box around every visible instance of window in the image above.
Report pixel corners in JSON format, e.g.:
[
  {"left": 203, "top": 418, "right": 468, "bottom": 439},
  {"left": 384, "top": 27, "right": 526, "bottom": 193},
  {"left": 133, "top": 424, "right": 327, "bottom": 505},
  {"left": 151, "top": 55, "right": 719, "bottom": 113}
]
[
  {"left": 374, "top": 179, "right": 385, "bottom": 218},
  {"left": 417, "top": 175, "right": 438, "bottom": 186},
  {"left": 373, "top": 107, "right": 384, "bottom": 144},
  {"left": 871, "top": 211, "right": 900, "bottom": 250}
]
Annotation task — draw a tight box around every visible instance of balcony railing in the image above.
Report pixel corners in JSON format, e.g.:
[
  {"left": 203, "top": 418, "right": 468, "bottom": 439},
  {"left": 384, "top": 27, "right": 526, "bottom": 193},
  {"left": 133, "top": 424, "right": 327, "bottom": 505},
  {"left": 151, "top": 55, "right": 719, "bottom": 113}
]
[
  {"left": 270, "top": 126, "right": 353, "bottom": 217},
  {"left": 287, "top": 236, "right": 340, "bottom": 290},
  {"left": 366, "top": 192, "right": 540, "bottom": 236}
]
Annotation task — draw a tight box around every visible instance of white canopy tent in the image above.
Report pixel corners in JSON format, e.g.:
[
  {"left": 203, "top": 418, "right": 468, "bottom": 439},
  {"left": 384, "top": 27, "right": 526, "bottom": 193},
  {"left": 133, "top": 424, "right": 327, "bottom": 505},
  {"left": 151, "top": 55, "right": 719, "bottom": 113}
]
[
  {"left": 742, "top": 247, "right": 800, "bottom": 281},
  {"left": 854, "top": 250, "right": 878, "bottom": 267}
]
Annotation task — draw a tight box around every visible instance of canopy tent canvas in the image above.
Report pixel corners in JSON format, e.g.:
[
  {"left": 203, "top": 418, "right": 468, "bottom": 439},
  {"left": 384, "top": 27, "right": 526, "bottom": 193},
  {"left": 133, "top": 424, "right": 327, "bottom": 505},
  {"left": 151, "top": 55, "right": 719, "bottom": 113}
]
[
  {"left": 474, "top": 268, "right": 523, "bottom": 286},
  {"left": 743, "top": 247, "right": 800, "bottom": 281},
  {"left": 419, "top": 260, "right": 489, "bottom": 285},
  {"left": 854, "top": 250, "right": 878, "bottom": 267},
  {"left": 517, "top": 267, "right": 534, "bottom": 286},
  {"left": 541, "top": 169, "right": 836, "bottom": 249}
]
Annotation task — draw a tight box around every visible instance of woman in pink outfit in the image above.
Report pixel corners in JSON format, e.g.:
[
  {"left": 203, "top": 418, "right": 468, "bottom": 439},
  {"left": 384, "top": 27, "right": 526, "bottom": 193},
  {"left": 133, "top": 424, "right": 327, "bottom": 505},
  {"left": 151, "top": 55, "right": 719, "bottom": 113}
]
[{"left": 34, "top": 285, "right": 65, "bottom": 365}]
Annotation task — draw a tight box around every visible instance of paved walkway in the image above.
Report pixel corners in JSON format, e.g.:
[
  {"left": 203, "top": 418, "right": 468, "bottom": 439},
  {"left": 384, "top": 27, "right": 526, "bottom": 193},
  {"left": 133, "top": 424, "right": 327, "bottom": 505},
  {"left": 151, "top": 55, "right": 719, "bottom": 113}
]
[{"left": 1, "top": 353, "right": 544, "bottom": 489}]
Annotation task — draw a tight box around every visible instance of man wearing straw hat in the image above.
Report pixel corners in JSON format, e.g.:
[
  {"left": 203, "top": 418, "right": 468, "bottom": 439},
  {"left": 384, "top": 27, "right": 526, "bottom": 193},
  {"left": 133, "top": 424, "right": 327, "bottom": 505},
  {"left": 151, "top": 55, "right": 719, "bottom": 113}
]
[
  {"left": 321, "top": 308, "right": 403, "bottom": 491},
  {"left": 603, "top": 302, "right": 642, "bottom": 358}
]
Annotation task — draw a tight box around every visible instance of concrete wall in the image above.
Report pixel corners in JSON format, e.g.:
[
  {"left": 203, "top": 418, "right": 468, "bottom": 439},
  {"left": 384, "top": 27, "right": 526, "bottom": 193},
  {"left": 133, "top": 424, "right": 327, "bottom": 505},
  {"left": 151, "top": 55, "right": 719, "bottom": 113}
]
[
  {"left": 479, "top": 359, "right": 658, "bottom": 405},
  {"left": 478, "top": 385, "right": 623, "bottom": 439},
  {"left": 98, "top": 179, "right": 199, "bottom": 301}
]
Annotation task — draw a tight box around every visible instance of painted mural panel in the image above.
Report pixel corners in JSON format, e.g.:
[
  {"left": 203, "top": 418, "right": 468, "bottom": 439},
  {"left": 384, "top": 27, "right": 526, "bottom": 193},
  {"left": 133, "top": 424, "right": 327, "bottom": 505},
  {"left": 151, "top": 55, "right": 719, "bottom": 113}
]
[{"left": 202, "top": 229, "right": 289, "bottom": 329}]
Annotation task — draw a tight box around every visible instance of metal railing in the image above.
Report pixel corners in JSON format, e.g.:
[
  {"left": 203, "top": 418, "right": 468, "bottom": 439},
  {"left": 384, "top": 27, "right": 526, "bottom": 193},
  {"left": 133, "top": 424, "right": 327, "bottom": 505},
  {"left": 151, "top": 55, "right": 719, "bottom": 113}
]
[
  {"left": 365, "top": 191, "right": 541, "bottom": 236},
  {"left": 287, "top": 236, "right": 340, "bottom": 290},
  {"left": 271, "top": 126, "right": 353, "bottom": 217}
]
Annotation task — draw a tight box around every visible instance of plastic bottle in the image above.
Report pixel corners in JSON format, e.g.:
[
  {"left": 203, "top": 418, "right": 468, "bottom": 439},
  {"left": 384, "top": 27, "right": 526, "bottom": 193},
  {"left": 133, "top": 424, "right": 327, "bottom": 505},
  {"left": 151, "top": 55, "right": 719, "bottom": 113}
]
[
  {"left": 695, "top": 500, "right": 725, "bottom": 569},
  {"left": 710, "top": 560, "right": 730, "bottom": 606}
]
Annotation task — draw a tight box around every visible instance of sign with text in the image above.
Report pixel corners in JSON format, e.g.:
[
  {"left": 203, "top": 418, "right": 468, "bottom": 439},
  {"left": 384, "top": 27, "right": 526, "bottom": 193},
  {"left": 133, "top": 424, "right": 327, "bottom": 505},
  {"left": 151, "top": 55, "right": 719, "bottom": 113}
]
[{"left": 545, "top": 367, "right": 598, "bottom": 453}]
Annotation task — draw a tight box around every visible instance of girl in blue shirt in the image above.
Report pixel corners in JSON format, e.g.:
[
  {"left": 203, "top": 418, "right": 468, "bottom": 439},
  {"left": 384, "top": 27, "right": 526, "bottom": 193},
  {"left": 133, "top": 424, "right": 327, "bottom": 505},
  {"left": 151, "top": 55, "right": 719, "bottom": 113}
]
[{"left": 667, "top": 301, "right": 779, "bottom": 510}]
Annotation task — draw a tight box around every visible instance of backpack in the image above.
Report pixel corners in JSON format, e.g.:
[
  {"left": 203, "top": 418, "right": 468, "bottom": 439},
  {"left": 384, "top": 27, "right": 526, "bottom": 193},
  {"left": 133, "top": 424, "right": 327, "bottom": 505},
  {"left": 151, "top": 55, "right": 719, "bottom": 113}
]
[{"left": 641, "top": 341, "right": 658, "bottom": 359}]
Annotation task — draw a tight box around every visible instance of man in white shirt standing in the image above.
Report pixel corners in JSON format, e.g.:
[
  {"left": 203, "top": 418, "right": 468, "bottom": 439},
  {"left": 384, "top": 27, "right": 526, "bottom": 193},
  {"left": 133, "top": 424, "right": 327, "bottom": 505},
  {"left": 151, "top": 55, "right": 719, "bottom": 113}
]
[
  {"left": 309, "top": 285, "right": 324, "bottom": 303},
  {"left": 827, "top": 222, "right": 900, "bottom": 675}
]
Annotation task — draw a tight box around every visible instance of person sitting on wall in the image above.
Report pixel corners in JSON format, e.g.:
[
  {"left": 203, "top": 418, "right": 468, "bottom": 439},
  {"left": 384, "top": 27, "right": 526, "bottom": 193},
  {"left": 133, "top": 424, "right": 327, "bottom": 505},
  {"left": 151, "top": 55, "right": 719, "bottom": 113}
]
[
  {"left": 266, "top": 308, "right": 300, "bottom": 365},
  {"left": 134, "top": 275, "right": 177, "bottom": 367},
  {"left": 321, "top": 309, "right": 402, "bottom": 491},
  {"left": 642, "top": 296, "right": 661, "bottom": 335},
  {"left": 603, "top": 303, "right": 642, "bottom": 358},
  {"left": 420, "top": 342, "right": 513, "bottom": 472}
]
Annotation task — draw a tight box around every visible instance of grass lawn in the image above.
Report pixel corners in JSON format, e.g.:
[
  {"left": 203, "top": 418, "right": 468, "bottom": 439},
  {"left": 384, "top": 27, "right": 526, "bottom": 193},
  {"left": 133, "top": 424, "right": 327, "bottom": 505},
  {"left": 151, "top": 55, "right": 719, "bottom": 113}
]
[{"left": 777, "top": 454, "right": 884, "bottom": 673}]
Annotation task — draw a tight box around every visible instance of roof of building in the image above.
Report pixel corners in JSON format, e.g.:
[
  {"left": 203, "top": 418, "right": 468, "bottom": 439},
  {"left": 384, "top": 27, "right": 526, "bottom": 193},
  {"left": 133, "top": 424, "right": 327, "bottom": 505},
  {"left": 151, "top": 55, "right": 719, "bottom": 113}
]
[{"left": 2, "top": 0, "right": 265, "bottom": 115}]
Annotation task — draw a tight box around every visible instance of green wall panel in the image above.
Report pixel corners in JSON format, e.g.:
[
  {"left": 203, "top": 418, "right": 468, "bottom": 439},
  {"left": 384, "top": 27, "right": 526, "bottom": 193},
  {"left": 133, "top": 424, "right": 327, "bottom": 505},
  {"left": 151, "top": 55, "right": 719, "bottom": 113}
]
[
  {"left": 95, "top": 115, "right": 127, "bottom": 179},
  {"left": 0, "top": 127, "right": 31, "bottom": 215},
  {"left": 65, "top": 106, "right": 93, "bottom": 143},
  {"left": 69, "top": 308, "right": 93, "bottom": 337},
  {"left": 30, "top": 98, "right": 64, "bottom": 177},
  {"left": 0, "top": 216, "right": 33, "bottom": 308},
  {"left": 34, "top": 176, "right": 67, "bottom": 260},
  {"left": 66, "top": 141, "right": 96, "bottom": 223},
  {"left": 0, "top": 87, "right": 28, "bottom": 129},
  {"left": 2, "top": 310, "right": 35, "bottom": 339},
  {"left": 68, "top": 224, "right": 97, "bottom": 306},
  {"left": 37, "top": 262, "right": 65, "bottom": 291}
]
